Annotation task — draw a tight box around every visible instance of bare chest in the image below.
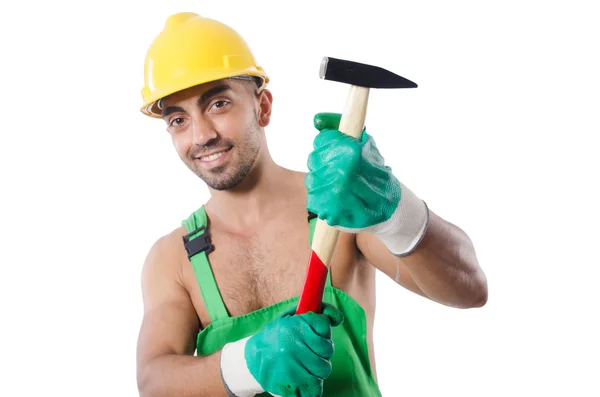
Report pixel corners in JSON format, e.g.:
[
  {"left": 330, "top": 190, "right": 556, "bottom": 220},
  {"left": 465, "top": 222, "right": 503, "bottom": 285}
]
[{"left": 183, "top": 218, "right": 317, "bottom": 325}]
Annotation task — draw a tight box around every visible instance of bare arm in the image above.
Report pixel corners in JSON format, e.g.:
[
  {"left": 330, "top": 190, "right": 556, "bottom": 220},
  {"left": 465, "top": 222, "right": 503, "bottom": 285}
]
[
  {"left": 136, "top": 233, "right": 229, "bottom": 397},
  {"left": 357, "top": 208, "right": 488, "bottom": 309}
]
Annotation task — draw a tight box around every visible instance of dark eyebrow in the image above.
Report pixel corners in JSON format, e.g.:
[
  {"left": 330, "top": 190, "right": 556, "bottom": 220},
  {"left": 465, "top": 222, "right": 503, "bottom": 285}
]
[
  {"left": 161, "top": 105, "right": 185, "bottom": 119},
  {"left": 161, "top": 84, "right": 233, "bottom": 119},
  {"left": 198, "top": 84, "right": 232, "bottom": 106}
]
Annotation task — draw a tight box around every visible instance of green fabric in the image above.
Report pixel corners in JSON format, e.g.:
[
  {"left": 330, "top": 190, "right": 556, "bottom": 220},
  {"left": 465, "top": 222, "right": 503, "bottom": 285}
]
[
  {"left": 182, "top": 206, "right": 382, "bottom": 396},
  {"left": 305, "top": 112, "right": 401, "bottom": 229},
  {"left": 245, "top": 302, "right": 344, "bottom": 396},
  {"left": 184, "top": 207, "right": 229, "bottom": 321}
]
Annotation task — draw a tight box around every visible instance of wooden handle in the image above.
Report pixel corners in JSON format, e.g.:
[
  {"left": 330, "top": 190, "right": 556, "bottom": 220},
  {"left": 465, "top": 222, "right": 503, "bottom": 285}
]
[{"left": 296, "top": 85, "right": 370, "bottom": 314}]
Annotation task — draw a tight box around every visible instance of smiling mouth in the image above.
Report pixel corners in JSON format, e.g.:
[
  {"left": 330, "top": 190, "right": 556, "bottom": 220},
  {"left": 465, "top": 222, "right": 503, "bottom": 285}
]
[{"left": 197, "top": 146, "right": 233, "bottom": 161}]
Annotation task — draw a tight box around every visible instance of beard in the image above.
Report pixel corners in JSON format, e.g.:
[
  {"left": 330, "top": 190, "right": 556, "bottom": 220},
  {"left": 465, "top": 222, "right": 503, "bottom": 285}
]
[{"left": 185, "top": 119, "right": 261, "bottom": 191}]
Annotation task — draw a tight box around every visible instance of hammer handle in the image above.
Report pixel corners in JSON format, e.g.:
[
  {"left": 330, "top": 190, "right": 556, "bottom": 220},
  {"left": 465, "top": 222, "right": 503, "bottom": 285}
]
[
  {"left": 313, "top": 84, "right": 369, "bottom": 262},
  {"left": 296, "top": 85, "right": 370, "bottom": 314}
]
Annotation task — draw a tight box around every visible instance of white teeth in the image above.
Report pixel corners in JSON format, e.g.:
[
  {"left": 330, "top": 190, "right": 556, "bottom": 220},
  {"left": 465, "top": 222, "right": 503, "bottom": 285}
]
[{"left": 201, "top": 150, "right": 226, "bottom": 161}]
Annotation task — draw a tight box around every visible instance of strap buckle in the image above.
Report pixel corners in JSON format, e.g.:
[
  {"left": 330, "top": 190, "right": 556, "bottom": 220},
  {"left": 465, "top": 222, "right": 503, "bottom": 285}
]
[{"left": 182, "top": 226, "right": 214, "bottom": 259}]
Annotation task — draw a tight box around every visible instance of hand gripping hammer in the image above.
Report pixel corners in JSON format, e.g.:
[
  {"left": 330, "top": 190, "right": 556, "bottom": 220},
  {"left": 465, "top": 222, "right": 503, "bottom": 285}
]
[{"left": 296, "top": 56, "right": 418, "bottom": 314}]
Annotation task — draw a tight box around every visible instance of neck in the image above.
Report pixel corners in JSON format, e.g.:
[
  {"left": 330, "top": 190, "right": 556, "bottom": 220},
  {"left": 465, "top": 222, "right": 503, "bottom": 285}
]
[{"left": 204, "top": 148, "right": 296, "bottom": 231}]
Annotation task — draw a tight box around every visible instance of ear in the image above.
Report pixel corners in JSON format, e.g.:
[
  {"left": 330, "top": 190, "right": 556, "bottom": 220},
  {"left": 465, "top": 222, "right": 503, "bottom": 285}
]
[{"left": 257, "top": 89, "right": 273, "bottom": 127}]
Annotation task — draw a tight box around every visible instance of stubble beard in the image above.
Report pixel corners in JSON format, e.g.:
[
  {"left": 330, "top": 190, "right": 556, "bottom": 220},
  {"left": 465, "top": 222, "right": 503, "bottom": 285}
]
[{"left": 187, "top": 121, "right": 261, "bottom": 191}]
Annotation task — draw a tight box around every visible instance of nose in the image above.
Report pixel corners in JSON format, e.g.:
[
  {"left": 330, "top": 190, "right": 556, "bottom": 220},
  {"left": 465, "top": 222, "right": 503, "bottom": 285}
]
[{"left": 190, "top": 114, "right": 217, "bottom": 146}]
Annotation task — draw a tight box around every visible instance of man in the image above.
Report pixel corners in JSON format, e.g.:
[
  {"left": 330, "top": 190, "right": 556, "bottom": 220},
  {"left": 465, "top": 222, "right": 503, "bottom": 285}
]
[{"left": 135, "top": 12, "right": 487, "bottom": 397}]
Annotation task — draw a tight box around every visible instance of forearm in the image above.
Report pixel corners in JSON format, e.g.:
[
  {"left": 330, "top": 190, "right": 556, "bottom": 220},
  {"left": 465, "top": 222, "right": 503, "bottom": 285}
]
[
  {"left": 138, "top": 351, "right": 228, "bottom": 397},
  {"left": 304, "top": 112, "right": 487, "bottom": 308},
  {"left": 400, "top": 209, "right": 488, "bottom": 308}
]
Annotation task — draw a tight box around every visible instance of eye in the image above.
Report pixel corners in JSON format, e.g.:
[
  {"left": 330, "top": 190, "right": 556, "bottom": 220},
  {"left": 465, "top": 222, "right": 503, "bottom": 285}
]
[
  {"left": 169, "top": 117, "right": 185, "bottom": 127},
  {"left": 210, "top": 100, "right": 229, "bottom": 111}
]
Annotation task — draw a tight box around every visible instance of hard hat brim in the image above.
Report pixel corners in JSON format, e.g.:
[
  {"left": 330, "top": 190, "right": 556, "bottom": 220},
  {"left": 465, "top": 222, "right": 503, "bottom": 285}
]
[{"left": 140, "top": 67, "right": 269, "bottom": 118}]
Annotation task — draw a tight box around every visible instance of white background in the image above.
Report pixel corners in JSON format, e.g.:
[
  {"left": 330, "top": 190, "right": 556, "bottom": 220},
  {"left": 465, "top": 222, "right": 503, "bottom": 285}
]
[{"left": 1, "top": 0, "right": 599, "bottom": 396}]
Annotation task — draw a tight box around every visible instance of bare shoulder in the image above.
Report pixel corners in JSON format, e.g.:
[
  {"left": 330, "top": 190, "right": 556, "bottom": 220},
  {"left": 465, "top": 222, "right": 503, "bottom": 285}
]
[
  {"left": 140, "top": 225, "right": 190, "bottom": 307},
  {"left": 137, "top": 226, "right": 199, "bottom": 368}
]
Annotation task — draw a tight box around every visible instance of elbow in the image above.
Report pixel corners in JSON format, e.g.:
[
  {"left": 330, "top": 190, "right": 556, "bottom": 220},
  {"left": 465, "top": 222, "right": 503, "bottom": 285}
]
[
  {"left": 466, "top": 270, "right": 488, "bottom": 308},
  {"left": 138, "top": 388, "right": 152, "bottom": 397},
  {"left": 137, "top": 370, "right": 150, "bottom": 397},
  {"left": 470, "top": 287, "right": 488, "bottom": 308},
  {"left": 138, "top": 376, "right": 159, "bottom": 397},
  {"left": 458, "top": 243, "right": 488, "bottom": 309},
  {"left": 137, "top": 360, "right": 158, "bottom": 397},
  {"left": 446, "top": 269, "right": 487, "bottom": 309}
]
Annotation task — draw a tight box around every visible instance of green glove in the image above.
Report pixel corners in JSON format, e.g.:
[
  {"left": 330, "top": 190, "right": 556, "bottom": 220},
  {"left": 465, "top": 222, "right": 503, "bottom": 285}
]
[
  {"left": 220, "top": 303, "right": 344, "bottom": 397},
  {"left": 305, "top": 112, "right": 429, "bottom": 256}
]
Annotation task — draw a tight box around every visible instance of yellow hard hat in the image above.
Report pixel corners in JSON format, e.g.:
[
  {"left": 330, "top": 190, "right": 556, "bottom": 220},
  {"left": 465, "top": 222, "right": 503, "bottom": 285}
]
[{"left": 140, "top": 12, "right": 269, "bottom": 118}]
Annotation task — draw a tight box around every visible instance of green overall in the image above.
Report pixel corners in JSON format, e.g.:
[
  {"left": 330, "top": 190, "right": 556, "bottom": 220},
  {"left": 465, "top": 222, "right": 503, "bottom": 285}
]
[{"left": 182, "top": 205, "right": 383, "bottom": 396}]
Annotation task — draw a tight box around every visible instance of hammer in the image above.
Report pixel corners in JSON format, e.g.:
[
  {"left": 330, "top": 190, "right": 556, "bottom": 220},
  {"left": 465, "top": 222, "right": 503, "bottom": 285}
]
[{"left": 296, "top": 56, "right": 417, "bottom": 314}]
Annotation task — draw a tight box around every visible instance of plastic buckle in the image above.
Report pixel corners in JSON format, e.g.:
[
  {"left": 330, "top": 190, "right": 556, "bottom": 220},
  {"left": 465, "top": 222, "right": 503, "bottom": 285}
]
[{"left": 182, "top": 226, "right": 214, "bottom": 259}]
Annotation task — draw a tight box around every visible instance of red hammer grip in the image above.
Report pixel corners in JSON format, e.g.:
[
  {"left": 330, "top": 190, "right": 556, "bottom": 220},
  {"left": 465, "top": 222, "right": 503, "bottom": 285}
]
[{"left": 296, "top": 250, "right": 328, "bottom": 314}]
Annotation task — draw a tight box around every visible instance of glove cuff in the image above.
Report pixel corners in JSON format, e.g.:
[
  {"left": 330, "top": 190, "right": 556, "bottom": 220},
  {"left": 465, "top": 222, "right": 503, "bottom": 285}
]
[
  {"left": 220, "top": 336, "right": 264, "bottom": 397},
  {"left": 370, "top": 182, "right": 430, "bottom": 256}
]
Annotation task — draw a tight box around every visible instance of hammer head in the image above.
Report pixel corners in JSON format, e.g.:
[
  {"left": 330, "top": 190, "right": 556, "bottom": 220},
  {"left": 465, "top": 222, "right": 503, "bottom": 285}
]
[{"left": 320, "top": 56, "right": 417, "bottom": 89}]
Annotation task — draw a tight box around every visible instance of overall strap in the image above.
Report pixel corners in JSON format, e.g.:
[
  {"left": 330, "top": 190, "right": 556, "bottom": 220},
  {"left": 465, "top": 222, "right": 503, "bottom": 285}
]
[
  {"left": 182, "top": 206, "right": 229, "bottom": 322},
  {"left": 308, "top": 211, "right": 332, "bottom": 288}
]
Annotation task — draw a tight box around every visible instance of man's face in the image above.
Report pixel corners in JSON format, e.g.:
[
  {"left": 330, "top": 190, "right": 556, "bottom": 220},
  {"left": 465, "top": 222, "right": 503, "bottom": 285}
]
[{"left": 159, "top": 79, "right": 271, "bottom": 191}]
